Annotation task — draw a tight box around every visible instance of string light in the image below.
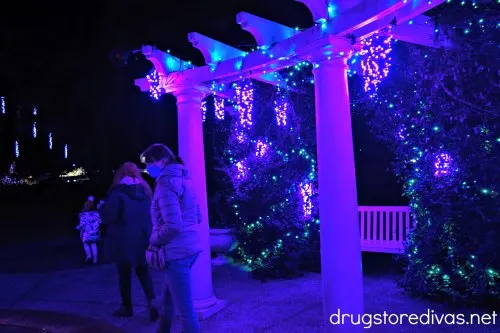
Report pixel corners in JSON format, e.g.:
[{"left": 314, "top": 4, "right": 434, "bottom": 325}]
[
  {"left": 234, "top": 81, "right": 254, "bottom": 129},
  {"left": 15, "top": 141, "right": 19, "bottom": 158},
  {"left": 201, "top": 100, "right": 207, "bottom": 122},
  {"left": 434, "top": 152, "right": 453, "bottom": 177},
  {"left": 33, "top": 107, "right": 37, "bottom": 116},
  {"left": 1, "top": 96, "right": 6, "bottom": 114},
  {"left": 64, "top": 144, "right": 68, "bottom": 159},
  {"left": 49, "top": 132, "right": 53, "bottom": 150},
  {"left": 363, "top": 0, "right": 499, "bottom": 302},
  {"left": 214, "top": 96, "right": 225, "bottom": 120},
  {"left": 274, "top": 88, "right": 288, "bottom": 126},
  {"left": 255, "top": 139, "right": 269, "bottom": 157},
  {"left": 359, "top": 27, "right": 393, "bottom": 96},
  {"left": 299, "top": 182, "right": 313, "bottom": 217},
  {"left": 146, "top": 70, "right": 163, "bottom": 100},
  {"left": 33, "top": 122, "right": 37, "bottom": 138}
]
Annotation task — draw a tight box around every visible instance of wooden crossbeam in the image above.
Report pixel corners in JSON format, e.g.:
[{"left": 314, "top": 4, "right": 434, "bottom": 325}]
[
  {"left": 187, "top": 32, "right": 289, "bottom": 87},
  {"left": 136, "top": 0, "right": 447, "bottom": 91},
  {"left": 392, "top": 15, "right": 452, "bottom": 48},
  {"left": 236, "top": 12, "right": 298, "bottom": 48},
  {"left": 351, "top": 0, "right": 449, "bottom": 48},
  {"left": 188, "top": 32, "right": 246, "bottom": 65}
]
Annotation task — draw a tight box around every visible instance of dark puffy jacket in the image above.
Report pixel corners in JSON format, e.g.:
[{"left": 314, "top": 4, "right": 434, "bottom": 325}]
[{"left": 100, "top": 178, "right": 152, "bottom": 266}]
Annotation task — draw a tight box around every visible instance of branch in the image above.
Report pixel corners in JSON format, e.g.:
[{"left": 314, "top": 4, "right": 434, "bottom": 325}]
[{"left": 438, "top": 79, "right": 499, "bottom": 118}]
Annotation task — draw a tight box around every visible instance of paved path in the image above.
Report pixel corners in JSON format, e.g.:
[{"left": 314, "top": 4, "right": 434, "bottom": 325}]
[{"left": 0, "top": 239, "right": 498, "bottom": 333}]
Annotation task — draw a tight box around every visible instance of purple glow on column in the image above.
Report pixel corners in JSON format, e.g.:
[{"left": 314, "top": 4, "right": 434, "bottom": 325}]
[
  {"left": 234, "top": 81, "right": 254, "bottom": 129},
  {"left": 434, "top": 153, "right": 453, "bottom": 177},
  {"left": 1, "top": 96, "right": 5, "bottom": 114},
  {"left": 48, "top": 132, "right": 53, "bottom": 150},
  {"left": 214, "top": 96, "right": 225, "bottom": 120},
  {"left": 359, "top": 28, "right": 393, "bottom": 96},
  {"left": 274, "top": 97, "right": 288, "bottom": 126},
  {"left": 15, "top": 141, "right": 19, "bottom": 158},
  {"left": 64, "top": 144, "right": 68, "bottom": 159},
  {"left": 201, "top": 100, "right": 207, "bottom": 122},
  {"left": 32, "top": 122, "right": 37, "bottom": 138},
  {"left": 299, "top": 182, "right": 313, "bottom": 217},
  {"left": 255, "top": 139, "right": 269, "bottom": 157},
  {"left": 146, "top": 70, "right": 163, "bottom": 100}
]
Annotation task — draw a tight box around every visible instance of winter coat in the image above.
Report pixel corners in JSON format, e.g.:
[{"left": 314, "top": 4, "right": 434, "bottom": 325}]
[
  {"left": 99, "top": 177, "right": 152, "bottom": 266},
  {"left": 77, "top": 211, "right": 101, "bottom": 243},
  {"left": 150, "top": 164, "right": 202, "bottom": 261}
]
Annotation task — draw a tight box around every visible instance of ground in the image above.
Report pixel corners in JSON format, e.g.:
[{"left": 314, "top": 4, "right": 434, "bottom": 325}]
[{"left": 0, "top": 238, "right": 498, "bottom": 333}]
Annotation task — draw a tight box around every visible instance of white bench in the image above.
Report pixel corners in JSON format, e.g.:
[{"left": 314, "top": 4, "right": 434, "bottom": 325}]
[{"left": 359, "top": 206, "right": 414, "bottom": 254}]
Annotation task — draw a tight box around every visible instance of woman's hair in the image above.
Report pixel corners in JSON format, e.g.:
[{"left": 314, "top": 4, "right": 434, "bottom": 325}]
[
  {"left": 140, "top": 143, "right": 184, "bottom": 165},
  {"left": 110, "top": 162, "right": 153, "bottom": 198},
  {"left": 82, "top": 198, "right": 96, "bottom": 212}
]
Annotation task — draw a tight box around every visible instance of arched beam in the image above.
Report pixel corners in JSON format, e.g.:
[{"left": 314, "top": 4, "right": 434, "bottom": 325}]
[
  {"left": 236, "top": 12, "right": 298, "bottom": 48},
  {"left": 188, "top": 32, "right": 246, "bottom": 65},
  {"left": 142, "top": 45, "right": 194, "bottom": 74},
  {"left": 295, "top": 0, "right": 335, "bottom": 22}
]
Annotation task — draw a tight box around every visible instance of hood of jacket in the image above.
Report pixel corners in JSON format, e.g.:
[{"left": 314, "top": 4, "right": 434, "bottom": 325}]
[
  {"left": 158, "top": 164, "right": 187, "bottom": 180},
  {"left": 115, "top": 176, "right": 150, "bottom": 201}
]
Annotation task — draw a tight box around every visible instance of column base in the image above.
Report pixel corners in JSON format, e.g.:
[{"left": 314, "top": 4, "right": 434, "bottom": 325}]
[{"left": 194, "top": 296, "right": 227, "bottom": 320}]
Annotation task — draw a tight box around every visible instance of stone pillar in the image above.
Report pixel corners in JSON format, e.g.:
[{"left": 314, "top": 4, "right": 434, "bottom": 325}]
[
  {"left": 307, "top": 39, "right": 364, "bottom": 332},
  {"left": 174, "top": 87, "right": 226, "bottom": 319}
]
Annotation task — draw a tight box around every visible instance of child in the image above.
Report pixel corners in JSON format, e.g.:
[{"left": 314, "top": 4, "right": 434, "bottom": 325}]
[{"left": 77, "top": 196, "right": 102, "bottom": 264}]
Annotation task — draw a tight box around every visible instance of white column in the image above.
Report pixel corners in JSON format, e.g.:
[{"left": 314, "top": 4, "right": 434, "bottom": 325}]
[
  {"left": 309, "top": 47, "right": 364, "bottom": 332},
  {"left": 175, "top": 87, "right": 226, "bottom": 318}
]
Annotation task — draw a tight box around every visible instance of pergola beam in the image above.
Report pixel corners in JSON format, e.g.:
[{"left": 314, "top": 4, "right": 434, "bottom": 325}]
[
  {"left": 236, "top": 12, "right": 298, "bottom": 48},
  {"left": 392, "top": 15, "right": 452, "bottom": 48},
  {"left": 135, "top": 0, "right": 444, "bottom": 91},
  {"left": 187, "top": 32, "right": 287, "bottom": 88},
  {"left": 350, "top": 0, "right": 448, "bottom": 48}
]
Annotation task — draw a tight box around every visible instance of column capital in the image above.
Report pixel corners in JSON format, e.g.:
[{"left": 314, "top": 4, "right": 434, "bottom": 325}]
[
  {"left": 298, "top": 34, "right": 353, "bottom": 67},
  {"left": 172, "top": 85, "right": 212, "bottom": 105}
]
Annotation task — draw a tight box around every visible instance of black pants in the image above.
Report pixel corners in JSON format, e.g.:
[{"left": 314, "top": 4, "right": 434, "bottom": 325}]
[{"left": 117, "top": 264, "right": 156, "bottom": 308}]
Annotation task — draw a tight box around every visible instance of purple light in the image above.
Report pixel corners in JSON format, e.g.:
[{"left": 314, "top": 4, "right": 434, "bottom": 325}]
[
  {"left": 299, "top": 182, "right": 313, "bottom": 217},
  {"left": 146, "top": 70, "right": 163, "bottom": 100},
  {"left": 397, "top": 127, "right": 406, "bottom": 140},
  {"left": 274, "top": 97, "right": 288, "bottom": 126},
  {"left": 236, "top": 160, "right": 248, "bottom": 179},
  {"left": 214, "top": 96, "right": 225, "bottom": 120},
  {"left": 359, "top": 28, "right": 393, "bottom": 96},
  {"left": 201, "top": 100, "right": 207, "bottom": 122},
  {"left": 234, "top": 81, "right": 254, "bottom": 129},
  {"left": 255, "top": 140, "right": 269, "bottom": 157},
  {"left": 434, "top": 153, "right": 453, "bottom": 177}
]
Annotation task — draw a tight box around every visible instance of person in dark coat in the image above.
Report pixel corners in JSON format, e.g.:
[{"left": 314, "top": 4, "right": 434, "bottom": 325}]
[{"left": 99, "top": 162, "right": 158, "bottom": 320}]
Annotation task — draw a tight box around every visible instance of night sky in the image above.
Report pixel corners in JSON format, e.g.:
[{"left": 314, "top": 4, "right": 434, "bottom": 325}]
[
  {"left": 0, "top": 0, "right": 403, "bottom": 204},
  {"left": 0, "top": 0, "right": 316, "bottom": 169}
]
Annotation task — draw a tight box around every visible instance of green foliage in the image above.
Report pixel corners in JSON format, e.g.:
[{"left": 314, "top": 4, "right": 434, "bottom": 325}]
[{"left": 354, "top": 0, "right": 500, "bottom": 304}]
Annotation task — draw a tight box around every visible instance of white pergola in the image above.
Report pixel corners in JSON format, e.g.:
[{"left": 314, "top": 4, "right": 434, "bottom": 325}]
[{"left": 135, "top": 1, "right": 448, "bottom": 331}]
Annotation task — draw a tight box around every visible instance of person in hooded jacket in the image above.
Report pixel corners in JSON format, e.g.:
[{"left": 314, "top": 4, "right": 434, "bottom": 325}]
[
  {"left": 99, "top": 162, "right": 158, "bottom": 320},
  {"left": 140, "top": 144, "right": 202, "bottom": 333}
]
